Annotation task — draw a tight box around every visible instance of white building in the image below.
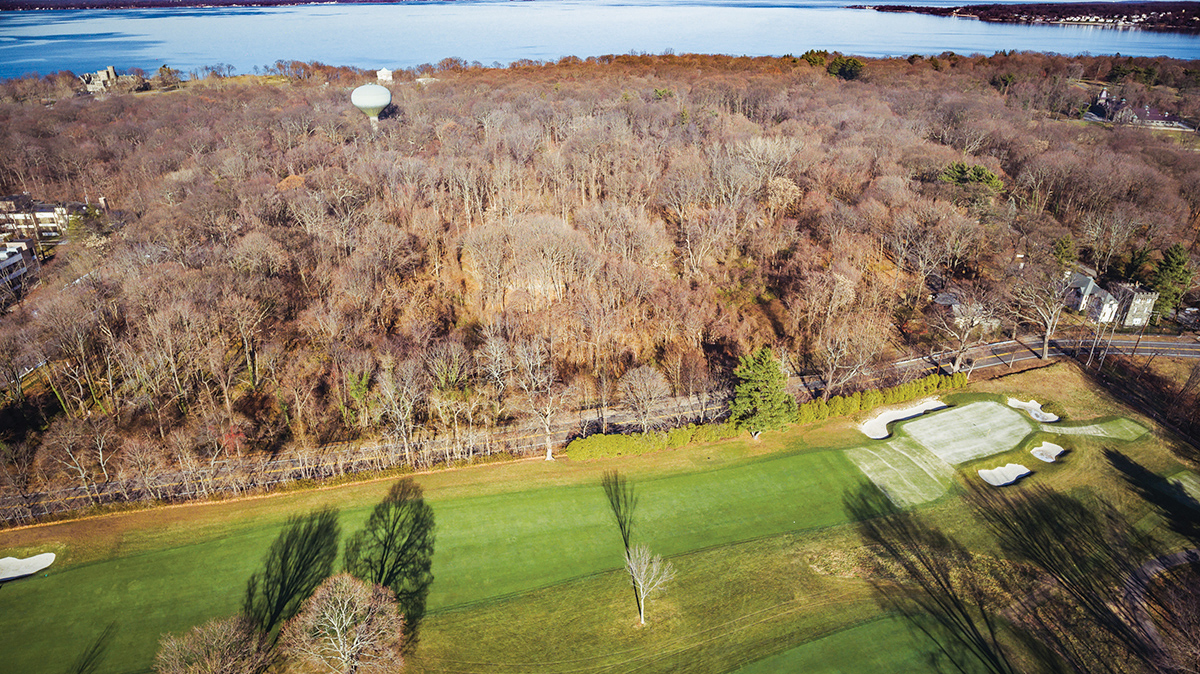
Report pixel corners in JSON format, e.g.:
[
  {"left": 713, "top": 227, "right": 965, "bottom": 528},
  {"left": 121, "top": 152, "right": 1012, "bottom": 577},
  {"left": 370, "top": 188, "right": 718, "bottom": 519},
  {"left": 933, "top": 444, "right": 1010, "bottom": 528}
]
[
  {"left": 376, "top": 68, "right": 394, "bottom": 82},
  {"left": 0, "top": 194, "right": 72, "bottom": 239},
  {"left": 0, "top": 239, "right": 38, "bottom": 303}
]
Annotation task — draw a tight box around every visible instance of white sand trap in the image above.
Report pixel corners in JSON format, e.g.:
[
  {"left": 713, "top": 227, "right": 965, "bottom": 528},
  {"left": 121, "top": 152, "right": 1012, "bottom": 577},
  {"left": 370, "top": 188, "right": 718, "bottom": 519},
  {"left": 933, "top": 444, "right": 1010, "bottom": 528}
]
[
  {"left": 0, "top": 553, "right": 55, "bottom": 582},
  {"left": 904, "top": 401, "right": 1033, "bottom": 465},
  {"left": 1007, "top": 398, "right": 1059, "bottom": 422},
  {"left": 1030, "top": 442, "right": 1065, "bottom": 463},
  {"left": 859, "top": 398, "right": 946, "bottom": 439},
  {"left": 979, "top": 464, "right": 1031, "bottom": 486}
]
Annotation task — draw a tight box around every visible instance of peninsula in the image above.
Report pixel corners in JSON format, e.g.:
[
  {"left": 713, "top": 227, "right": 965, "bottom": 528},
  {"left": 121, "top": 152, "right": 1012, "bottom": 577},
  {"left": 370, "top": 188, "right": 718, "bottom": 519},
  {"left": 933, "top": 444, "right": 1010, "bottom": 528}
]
[{"left": 850, "top": 1, "right": 1200, "bottom": 33}]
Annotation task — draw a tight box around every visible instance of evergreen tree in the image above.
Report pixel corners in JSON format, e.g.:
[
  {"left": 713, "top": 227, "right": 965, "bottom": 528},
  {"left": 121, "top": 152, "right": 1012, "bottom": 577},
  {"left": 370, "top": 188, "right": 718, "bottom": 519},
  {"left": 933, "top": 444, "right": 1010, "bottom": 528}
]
[
  {"left": 1153, "top": 243, "right": 1193, "bottom": 317},
  {"left": 730, "top": 348, "right": 796, "bottom": 434},
  {"left": 1051, "top": 236, "right": 1076, "bottom": 269},
  {"left": 1124, "top": 246, "right": 1153, "bottom": 285}
]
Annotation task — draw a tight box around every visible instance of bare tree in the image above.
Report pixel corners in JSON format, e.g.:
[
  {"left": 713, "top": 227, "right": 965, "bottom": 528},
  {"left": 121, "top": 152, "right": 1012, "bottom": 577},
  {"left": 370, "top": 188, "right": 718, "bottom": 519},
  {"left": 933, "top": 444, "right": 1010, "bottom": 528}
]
[
  {"left": 512, "top": 336, "right": 570, "bottom": 461},
  {"left": 815, "top": 313, "right": 885, "bottom": 401},
  {"left": 280, "top": 573, "right": 404, "bottom": 674},
  {"left": 930, "top": 282, "right": 998, "bottom": 373},
  {"left": 375, "top": 358, "right": 425, "bottom": 466},
  {"left": 154, "top": 615, "right": 272, "bottom": 674},
  {"left": 624, "top": 544, "right": 676, "bottom": 626},
  {"left": 619, "top": 365, "right": 670, "bottom": 434},
  {"left": 1008, "top": 263, "right": 1071, "bottom": 360},
  {"left": 1082, "top": 204, "right": 1142, "bottom": 276}
]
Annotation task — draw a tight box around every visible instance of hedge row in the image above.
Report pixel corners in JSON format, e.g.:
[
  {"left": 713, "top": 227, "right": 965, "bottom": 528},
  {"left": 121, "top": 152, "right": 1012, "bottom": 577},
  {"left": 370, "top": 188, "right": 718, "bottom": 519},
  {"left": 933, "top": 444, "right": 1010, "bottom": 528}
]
[
  {"left": 563, "top": 372, "right": 969, "bottom": 460},
  {"left": 563, "top": 422, "right": 741, "bottom": 460},
  {"left": 798, "top": 372, "right": 969, "bottom": 424}
]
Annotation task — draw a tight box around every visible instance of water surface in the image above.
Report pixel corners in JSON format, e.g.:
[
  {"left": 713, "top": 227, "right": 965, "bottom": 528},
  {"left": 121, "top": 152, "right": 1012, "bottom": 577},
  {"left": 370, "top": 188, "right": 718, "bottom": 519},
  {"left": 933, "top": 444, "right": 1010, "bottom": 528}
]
[{"left": 1, "top": 0, "right": 1198, "bottom": 79}]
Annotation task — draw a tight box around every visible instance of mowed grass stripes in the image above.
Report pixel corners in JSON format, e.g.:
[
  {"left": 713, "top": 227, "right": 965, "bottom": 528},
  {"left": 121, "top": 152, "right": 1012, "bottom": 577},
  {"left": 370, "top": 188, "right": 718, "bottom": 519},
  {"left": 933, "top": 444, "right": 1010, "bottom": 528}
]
[{"left": 0, "top": 447, "right": 867, "bottom": 674}]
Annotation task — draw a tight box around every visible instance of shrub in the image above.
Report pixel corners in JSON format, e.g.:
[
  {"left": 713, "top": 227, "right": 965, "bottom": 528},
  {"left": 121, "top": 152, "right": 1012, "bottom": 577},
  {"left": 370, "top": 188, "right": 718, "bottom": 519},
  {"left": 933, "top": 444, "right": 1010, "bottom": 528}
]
[{"left": 1041, "top": 400, "right": 1067, "bottom": 420}]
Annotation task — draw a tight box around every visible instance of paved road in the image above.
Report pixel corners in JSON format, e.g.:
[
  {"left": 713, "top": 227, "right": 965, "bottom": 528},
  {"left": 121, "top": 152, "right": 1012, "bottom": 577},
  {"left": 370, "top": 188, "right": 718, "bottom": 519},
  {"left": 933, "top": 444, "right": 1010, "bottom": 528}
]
[
  {"left": 1123, "top": 548, "right": 1200, "bottom": 654},
  {"left": 6, "top": 331, "right": 1199, "bottom": 523}
]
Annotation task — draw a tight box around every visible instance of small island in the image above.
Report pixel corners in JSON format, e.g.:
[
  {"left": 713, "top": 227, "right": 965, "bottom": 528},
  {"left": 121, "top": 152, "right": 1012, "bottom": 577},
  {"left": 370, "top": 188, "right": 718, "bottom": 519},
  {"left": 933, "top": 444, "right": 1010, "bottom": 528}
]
[{"left": 850, "top": 1, "right": 1200, "bottom": 34}]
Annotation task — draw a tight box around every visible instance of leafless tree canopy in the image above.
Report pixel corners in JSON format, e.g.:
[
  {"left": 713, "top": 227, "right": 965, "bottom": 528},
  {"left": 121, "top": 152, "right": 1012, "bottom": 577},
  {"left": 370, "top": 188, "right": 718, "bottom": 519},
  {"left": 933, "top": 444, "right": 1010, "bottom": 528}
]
[
  {"left": 624, "top": 543, "right": 676, "bottom": 626},
  {"left": 2, "top": 52, "right": 1200, "bottom": 516},
  {"left": 279, "top": 573, "right": 405, "bottom": 674}
]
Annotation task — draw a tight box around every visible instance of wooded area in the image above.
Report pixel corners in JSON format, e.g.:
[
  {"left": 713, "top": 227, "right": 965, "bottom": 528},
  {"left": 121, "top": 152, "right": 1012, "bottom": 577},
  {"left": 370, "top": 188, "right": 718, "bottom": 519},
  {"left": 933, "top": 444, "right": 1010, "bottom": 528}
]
[{"left": 2, "top": 51, "right": 1199, "bottom": 520}]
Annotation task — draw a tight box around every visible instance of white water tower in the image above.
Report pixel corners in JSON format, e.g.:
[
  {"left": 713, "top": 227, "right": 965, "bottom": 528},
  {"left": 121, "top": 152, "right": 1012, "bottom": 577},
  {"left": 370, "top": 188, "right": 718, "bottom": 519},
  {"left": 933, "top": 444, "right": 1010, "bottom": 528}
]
[{"left": 351, "top": 83, "right": 392, "bottom": 130}]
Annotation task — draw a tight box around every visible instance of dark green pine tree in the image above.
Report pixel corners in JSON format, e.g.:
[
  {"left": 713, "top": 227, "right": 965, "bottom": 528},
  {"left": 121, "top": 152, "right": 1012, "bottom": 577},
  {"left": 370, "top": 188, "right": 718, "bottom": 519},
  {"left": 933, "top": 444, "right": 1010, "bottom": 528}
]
[
  {"left": 1152, "top": 243, "right": 1193, "bottom": 318},
  {"left": 730, "top": 347, "right": 797, "bottom": 435}
]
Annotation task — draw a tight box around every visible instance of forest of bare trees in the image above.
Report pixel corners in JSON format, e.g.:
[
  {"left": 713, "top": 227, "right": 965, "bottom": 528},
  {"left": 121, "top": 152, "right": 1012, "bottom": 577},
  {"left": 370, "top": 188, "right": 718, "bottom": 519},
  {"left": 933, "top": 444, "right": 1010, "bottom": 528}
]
[{"left": 2, "top": 51, "right": 1199, "bottom": 521}]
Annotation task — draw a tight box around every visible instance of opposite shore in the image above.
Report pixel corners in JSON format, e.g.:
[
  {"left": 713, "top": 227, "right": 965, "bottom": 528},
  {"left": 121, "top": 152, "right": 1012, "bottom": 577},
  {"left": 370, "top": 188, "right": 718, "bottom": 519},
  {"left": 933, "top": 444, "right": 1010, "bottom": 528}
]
[{"left": 851, "top": 1, "right": 1200, "bottom": 34}]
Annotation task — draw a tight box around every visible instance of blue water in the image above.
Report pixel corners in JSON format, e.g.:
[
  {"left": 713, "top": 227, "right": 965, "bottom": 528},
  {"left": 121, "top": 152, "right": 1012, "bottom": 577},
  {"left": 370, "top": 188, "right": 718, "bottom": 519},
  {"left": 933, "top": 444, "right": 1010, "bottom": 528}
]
[{"left": 1, "top": 0, "right": 1197, "bottom": 79}]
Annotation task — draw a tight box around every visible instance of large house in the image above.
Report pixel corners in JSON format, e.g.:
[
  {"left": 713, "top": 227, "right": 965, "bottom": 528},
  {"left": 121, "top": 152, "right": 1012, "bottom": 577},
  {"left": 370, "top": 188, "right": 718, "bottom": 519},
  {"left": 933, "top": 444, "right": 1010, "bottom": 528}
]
[
  {"left": 1093, "top": 88, "right": 1193, "bottom": 131},
  {"left": 79, "top": 66, "right": 141, "bottom": 94},
  {"left": 1067, "top": 272, "right": 1159, "bottom": 327},
  {"left": 0, "top": 239, "right": 38, "bottom": 305},
  {"left": 1067, "top": 272, "right": 1120, "bottom": 323},
  {"left": 1110, "top": 283, "right": 1159, "bottom": 327},
  {"left": 0, "top": 194, "right": 75, "bottom": 239}
]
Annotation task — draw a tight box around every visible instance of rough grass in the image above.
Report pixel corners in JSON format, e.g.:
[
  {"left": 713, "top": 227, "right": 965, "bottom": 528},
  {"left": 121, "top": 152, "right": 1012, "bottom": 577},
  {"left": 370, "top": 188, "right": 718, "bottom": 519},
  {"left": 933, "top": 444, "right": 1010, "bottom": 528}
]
[
  {"left": 730, "top": 617, "right": 933, "bottom": 674},
  {"left": 412, "top": 532, "right": 882, "bottom": 674}
]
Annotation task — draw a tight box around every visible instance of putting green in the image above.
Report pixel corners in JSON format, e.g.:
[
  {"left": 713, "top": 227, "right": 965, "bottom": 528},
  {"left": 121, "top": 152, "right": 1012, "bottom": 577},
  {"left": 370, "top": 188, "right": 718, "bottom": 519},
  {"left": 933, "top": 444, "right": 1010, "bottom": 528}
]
[
  {"left": 846, "top": 400, "right": 1148, "bottom": 506},
  {"left": 0, "top": 448, "right": 867, "bottom": 674}
]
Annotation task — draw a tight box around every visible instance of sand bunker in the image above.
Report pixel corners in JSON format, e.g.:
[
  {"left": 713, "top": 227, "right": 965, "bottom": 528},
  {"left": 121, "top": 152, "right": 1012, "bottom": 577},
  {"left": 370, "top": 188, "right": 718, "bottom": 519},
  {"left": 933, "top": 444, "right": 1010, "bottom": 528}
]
[
  {"left": 1007, "top": 398, "right": 1059, "bottom": 422},
  {"left": 859, "top": 398, "right": 947, "bottom": 439},
  {"left": 978, "top": 463, "right": 1031, "bottom": 486},
  {"left": 1030, "top": 442, "right": 1065, "bottom": 463},
  {"left": 0, "top": 553, "right": 55, "bottom": 582}
]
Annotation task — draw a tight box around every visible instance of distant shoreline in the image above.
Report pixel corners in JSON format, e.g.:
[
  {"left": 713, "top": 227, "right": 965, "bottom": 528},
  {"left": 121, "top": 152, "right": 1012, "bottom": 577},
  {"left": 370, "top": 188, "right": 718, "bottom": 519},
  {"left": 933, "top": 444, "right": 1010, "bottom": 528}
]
[{"left": 848, "top": 1, "right": 1200, "bottom": 34}]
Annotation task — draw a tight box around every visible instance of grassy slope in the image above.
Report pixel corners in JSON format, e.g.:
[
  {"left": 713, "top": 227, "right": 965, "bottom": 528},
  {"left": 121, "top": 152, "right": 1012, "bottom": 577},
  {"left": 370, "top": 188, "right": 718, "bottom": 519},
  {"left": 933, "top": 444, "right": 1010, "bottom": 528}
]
[
  {"left": 731, "top": 617, "right": 933, "bottom": 674},
  {"left": 0, "top": 362, "right": 1186, "bottom": 674}
]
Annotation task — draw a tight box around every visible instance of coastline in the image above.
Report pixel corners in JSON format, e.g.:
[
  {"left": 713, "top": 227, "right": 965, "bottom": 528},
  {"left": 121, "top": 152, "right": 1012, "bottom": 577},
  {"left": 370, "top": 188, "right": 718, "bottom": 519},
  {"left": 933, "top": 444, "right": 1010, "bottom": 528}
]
[{"left": 849, "top": 2, "right": 1200, "bottom": 35}]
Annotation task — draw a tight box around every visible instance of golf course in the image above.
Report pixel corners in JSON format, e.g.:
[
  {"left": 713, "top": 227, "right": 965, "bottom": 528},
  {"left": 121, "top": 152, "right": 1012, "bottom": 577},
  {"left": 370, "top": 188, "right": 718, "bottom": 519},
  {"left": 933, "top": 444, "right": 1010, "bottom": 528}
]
[{"left": 0, "top": 363, "right": 1188, "bottom": 674}]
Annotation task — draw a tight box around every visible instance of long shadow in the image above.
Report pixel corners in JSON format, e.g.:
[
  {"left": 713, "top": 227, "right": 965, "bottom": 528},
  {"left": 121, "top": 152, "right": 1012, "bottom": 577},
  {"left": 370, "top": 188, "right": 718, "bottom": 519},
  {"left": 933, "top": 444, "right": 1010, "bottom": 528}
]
[
  {"left": 1105, "top": 448, "right": 1200, "bottom": 546},
  {"left": 965, "top": 484, "right": 1162, "bottom": 672},
  {"left": 843, "top": 482, "right": 1025, "bottom": 674},
  {"left": 243, "top": 507, "right": 340, "bottom": 636},
  {"left": 66, "top": 621, "right": 117, "bottom": 674},
  {"left": 343, "top": 478, "right": 435, "bottom": 650}
]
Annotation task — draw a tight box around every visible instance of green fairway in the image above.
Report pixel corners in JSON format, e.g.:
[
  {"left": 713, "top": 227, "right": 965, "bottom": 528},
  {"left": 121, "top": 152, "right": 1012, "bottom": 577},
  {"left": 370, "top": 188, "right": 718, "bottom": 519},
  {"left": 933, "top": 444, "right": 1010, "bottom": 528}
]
[{"left": 0, "top": 447, "right": 867, "bottom": 674}]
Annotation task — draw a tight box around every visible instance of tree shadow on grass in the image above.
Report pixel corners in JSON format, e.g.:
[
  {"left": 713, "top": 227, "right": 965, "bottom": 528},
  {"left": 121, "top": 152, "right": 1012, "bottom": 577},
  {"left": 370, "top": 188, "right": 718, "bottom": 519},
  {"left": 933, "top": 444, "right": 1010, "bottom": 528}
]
[
  {"left": 343, "top": 478, "right": 435, "bottom": 650},
  {"left": 965, "top": 484, "right": 1163, "bottom": 673},
  {"left": 843, "top": 482, "right": 1026, "bottom": 674},
  {"left": 1105, "top": 448, "right": 1200, "bottom": 547},
  {"left": 243, "top": 507, "right": 340, "bottom": 637},
  {"left": 66, "top": 621, "right": 117, "bottom": 674}
]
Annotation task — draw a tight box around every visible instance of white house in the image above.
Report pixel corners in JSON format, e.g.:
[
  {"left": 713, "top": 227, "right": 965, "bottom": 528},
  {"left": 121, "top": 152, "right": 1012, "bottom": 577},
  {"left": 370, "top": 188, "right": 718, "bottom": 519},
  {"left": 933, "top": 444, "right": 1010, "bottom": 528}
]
[{"left": 0, "top": 239, "right": 38, "bottom": 302}]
